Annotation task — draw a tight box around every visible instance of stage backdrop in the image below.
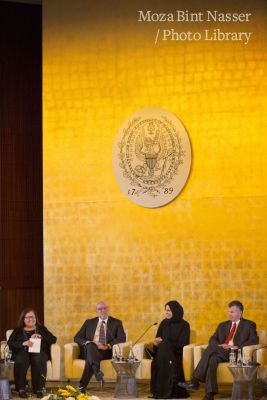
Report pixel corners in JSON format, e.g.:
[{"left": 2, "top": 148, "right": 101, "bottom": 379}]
[{"left": 43, "top": 0, "right": 267, "bottom": 348}]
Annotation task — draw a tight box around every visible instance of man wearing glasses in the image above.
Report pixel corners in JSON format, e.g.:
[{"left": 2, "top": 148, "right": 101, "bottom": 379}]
[{"left": 74, "top": 301, "right": 126, "bottom": 393}]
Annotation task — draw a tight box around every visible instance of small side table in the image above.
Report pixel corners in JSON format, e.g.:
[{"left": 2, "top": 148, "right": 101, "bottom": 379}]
[
  {"left": 0, "top": 360, "right": 13, "bottom": 400},
  {"left": 258, "top": 367, "right": 267, "bottom": 400},
  {"left": 111, "top": 360, "right": 141, "bottom": 398},
  {"left": 258, "top": 379, "right": 267, "bottom": 400},
  {"left": 228, "top": 365, "right": 259, "bottom": 400}
]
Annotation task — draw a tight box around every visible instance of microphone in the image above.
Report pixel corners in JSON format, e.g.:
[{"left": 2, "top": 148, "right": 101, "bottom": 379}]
[
  {"left": 129, "top": 322, "right": 158, "bottom": 362},
  {"left": 132, "top": 322, "right": 158, "bottom": 348}
]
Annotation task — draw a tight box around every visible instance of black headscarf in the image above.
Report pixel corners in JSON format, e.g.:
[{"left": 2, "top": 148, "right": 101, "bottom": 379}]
[{"left": 165, "top": 300, "right": 184, "bottom": 323}]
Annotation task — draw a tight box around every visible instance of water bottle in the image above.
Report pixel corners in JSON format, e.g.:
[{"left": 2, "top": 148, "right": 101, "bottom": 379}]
[
  {"left": 118, "top": 347, "right": 123, "bottom": 362},
  {"left": 237, "top": 348, "right": 243, "bottom": 366},
  {"left": 128, "top": 344, "right": 135, "bottom": 362},
  {"left": 4, "top": 347, "right": 12, "bottom": 363},
  {"left": 112, "top": 351, "right": 117, "bottom": 361},
  {"left": 229, "top": 348, "right": 236, "bottom": 366}
]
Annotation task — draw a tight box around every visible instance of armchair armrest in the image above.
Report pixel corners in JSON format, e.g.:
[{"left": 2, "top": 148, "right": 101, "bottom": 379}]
[
  {"left": 132, "top": 343, "right": 145, "bottom": 361},
  {"left": 183, "top": 344, "right": 195, "bottom": 381},
  {"left": 50, "top": 343, "right": 61, "bottom": 380},
  {"left": 256, "top": 347, "right": 267, "bottom": 366},
  {"left": 135, "top": 341, "right": 154, "bottom": 360},
  {"left": 256, "top": 348, "right": 267, "bottom": 380},
  {"left": 64, "top": 343, "right": 80, "bottom": 378},
  {"left": 243, "top": 344, "right": 263, "bottom": 361}
]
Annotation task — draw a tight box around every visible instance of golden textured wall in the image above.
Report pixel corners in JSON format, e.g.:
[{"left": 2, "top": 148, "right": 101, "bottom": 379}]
[{"left": 43, "top": 0, "right": 267, "bottom": 348}]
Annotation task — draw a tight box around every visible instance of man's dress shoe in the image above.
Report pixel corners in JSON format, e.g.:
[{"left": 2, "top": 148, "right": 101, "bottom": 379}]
[
  {"left": 95, "top": 370, "right": 104, "bottom": 381},
  {"left": 18, "top": 390, "right": 28, "bottom": 398},
  {"left": 77, "top": 386, "right": 86, "bottom": 394},
  {"left": 178, "top": 380, "right": 199, "bottom": 391}
]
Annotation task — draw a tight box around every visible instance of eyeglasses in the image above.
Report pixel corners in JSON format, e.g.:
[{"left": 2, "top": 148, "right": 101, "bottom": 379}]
[
  {"left": 97, "top": 307, "right": 107, "bottom": 311},
  {"left": 24, "top": 316, "right": 36, "bottom": 319}
]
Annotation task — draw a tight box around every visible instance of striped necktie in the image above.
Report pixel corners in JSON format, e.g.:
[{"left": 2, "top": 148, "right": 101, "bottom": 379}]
[{"left": 99, "top": 321, "right": 106, "bottom": 344}]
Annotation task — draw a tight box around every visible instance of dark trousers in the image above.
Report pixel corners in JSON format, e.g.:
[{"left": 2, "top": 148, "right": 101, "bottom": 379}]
[
  {"left": 80, "top": 343, "right": 112, "bottom": 387},
  {"left": 193, "top": 345, "right": 229, "bottom": 394},
  {"left": 13, "top": 351, "right": 48, "bottom": 392}
]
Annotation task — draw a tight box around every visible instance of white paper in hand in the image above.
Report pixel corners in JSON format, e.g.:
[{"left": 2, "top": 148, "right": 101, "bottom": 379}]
[{"left": 28, "top": 338, "right": 41, "bottom": 353}]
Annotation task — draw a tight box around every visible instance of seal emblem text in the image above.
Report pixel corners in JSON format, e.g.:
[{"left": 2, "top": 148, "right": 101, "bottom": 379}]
[{"left": 113, "top": 107, "right": 191, "bottom": 208}]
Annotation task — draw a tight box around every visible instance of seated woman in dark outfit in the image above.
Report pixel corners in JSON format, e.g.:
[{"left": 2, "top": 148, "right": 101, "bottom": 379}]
[
  {"left": 150, "top": 300, "right": 190, "bottom": 399},
  {"left": 7, "top": 308, "right": 56, "bottom": 398}
]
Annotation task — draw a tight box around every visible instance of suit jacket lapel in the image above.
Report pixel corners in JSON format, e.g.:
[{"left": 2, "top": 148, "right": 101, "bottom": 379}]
[
  {"left": 224, "top": 320, "right": 232, "bottom": 341},
  {"left": 89, "top": 318, "right": 98, "bottom": 339},
  {"left": 106, "top": 318, "right": 114, "bottom": 342}
]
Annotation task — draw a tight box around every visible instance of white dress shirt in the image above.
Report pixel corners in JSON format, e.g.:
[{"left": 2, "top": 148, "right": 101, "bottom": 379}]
[{"left": 93, "top": 317, "right": 108, "bottom": 342}]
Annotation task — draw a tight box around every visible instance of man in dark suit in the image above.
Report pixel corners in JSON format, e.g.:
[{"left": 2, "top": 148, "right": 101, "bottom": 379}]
[
  {"left": 178, "top": 300, "right": 258, "bottom": 400},
  {"left": 74, "top": 301, "right": 126, "bottom": 393}
]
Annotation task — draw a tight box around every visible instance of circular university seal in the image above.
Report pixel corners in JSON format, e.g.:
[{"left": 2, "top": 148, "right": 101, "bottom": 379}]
[{"left": 113, "top": 107, "right": 191, "bottom": 208}]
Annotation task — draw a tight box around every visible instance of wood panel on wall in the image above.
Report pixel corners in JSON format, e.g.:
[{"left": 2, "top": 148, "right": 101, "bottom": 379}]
[{"left": 0, "top": 1, "right": 43, "bottom": 339}]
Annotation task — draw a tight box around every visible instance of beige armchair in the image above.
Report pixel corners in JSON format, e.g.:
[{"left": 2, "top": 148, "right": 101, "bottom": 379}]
[
  {"left": 133, "top": 330, "right": 196, "bottom": 381},
  {"left": 0, "top": 329, "right": 61, "bottom": 381},
  {"left": 64, "top": 333, "right": 131, "bottom": 382},
  {"left": 256, "top": 346, "right": 267, "bottom": 396},
  {"left": 257, "top": 346, "right": 267, "bottom": 368},
  {"left": 193, "top": 329, "right": 266, "bottom": 385}
]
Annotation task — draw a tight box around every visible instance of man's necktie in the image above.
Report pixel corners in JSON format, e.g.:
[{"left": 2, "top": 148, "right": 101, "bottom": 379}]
[
  {"left": 99, "top": 321, "right": 106, "bottom": 344},
  {"left": 224, "top": 322, "right": 237, "bottom": 345}
]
